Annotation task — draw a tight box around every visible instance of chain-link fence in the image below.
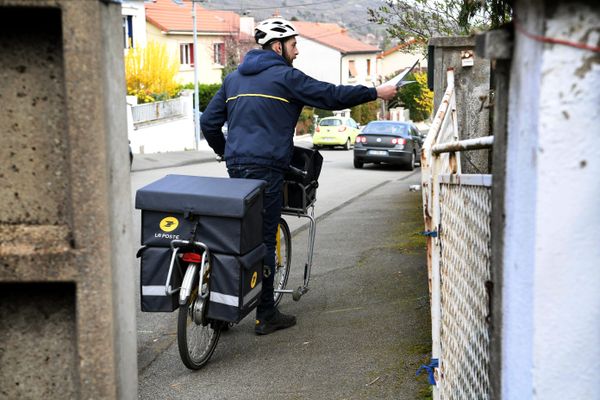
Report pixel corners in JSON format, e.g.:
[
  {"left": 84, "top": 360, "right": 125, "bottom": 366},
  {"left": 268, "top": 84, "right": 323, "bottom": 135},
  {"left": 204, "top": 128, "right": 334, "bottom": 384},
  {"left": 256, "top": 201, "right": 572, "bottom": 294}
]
[{"left": 438, "top": 179, "right": 492, "bottom": 399}]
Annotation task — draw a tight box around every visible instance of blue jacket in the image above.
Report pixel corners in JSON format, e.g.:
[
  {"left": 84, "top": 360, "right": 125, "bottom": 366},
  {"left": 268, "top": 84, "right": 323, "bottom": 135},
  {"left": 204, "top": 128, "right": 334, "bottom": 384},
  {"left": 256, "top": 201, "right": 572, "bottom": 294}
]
[{"left": 200, "top": 49, "right": 377, "bottom": 170}]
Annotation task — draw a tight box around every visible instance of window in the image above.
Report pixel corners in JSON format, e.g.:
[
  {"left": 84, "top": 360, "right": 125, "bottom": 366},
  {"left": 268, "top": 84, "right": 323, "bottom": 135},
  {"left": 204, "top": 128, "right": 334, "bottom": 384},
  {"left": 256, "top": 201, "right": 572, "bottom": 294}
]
[
  {"left": 180, "top": 43, "right": 194, "bottom": 66},
  {"left": 348, "top": 60, "right": 357, "bottom": 78},
  {"left": 363, "top": 122, "right": 408, "bottom": 135},
  {"left": 366, "top": 59, "right": 371, "bottom": 76},
  {"left": 213, "top": 42, "right": 225, "bottom": 65},
  {"left": 122, "top": 15, "right": 133, "bottom": 48},
  {"left": 319, "top": 118, "right": 342, "bottom": 127}
]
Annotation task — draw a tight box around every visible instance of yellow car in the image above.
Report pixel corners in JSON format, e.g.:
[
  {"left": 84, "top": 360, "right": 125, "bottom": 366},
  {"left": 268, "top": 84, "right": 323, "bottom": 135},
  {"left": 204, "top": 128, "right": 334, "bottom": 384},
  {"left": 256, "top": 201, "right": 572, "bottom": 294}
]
[{"left": 312, "top": 116, "right": 361, "bottom": 150}]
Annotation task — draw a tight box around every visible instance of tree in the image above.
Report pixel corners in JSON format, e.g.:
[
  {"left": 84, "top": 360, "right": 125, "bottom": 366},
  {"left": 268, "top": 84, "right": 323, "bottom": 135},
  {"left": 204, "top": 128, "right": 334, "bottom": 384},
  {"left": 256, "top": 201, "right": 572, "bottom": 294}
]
[
  {"left": 351, "top": 101, "right": 379, "bottom": 125},
  {"left": 296, "top": 107, "right": 315, "bottom": 135},
  {"left": 222, "top": 35, "right": 257, "bottom": 78},
  {"left": 124, "top": 41, "right": 180, "bottom": 103},
  {"left": 368, "top": 0, "right": 512, "bottom": 49},
  {"left": 390, "top": 72, "right": 433, "bottom": 122}
]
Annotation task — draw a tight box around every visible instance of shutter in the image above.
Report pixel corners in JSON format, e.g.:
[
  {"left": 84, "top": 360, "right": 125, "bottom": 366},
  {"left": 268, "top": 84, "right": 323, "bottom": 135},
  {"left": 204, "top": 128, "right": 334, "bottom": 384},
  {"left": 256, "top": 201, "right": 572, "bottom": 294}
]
[
  {"left": 220, "top": 43, "right": 225, "bottom": 65},
  {"left": 190, "top": 43, "right": 194, "bottom": 66}
]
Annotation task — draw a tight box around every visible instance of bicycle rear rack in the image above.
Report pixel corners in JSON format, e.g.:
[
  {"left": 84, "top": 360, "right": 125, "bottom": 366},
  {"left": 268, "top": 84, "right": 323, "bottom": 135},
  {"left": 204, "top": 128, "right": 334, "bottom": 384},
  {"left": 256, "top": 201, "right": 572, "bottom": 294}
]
[{"left": 277, "top": 204, "right": 316, "bottom": 301}]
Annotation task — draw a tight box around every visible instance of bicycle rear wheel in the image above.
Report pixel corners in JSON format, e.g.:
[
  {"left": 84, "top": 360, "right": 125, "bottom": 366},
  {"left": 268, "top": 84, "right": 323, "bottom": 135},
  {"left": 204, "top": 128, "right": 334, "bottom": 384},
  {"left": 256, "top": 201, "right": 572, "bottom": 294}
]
[
  {"left": 273, "top": 217, "right": 292, "bottom": 307},
  {"left": 177, "top": 292, "right": 221, "bottom": 370}
]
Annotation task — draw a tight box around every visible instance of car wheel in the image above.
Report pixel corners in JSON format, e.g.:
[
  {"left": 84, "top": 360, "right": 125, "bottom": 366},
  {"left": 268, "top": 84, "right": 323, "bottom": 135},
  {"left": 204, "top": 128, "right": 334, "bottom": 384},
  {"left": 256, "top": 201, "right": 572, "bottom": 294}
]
[
  {"left": 406, "top": 152, "right": 415, "bottom": 171},
  {"left": 343, "top": 138, "right": 351, "bottom": 150},
  {"left": 353, "top": 159, "right": 363, "bottom": 169}
]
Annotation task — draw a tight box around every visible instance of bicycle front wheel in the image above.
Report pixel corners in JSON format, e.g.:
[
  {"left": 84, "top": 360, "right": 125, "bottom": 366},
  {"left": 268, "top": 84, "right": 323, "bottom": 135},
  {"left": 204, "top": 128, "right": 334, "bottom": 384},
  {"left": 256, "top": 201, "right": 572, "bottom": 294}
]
[
  {"left": 273, "top": 217, "right": 292, "bottom": 307},
  {"left": 177, "top": 293, "right": 221, "bottom": 370}
]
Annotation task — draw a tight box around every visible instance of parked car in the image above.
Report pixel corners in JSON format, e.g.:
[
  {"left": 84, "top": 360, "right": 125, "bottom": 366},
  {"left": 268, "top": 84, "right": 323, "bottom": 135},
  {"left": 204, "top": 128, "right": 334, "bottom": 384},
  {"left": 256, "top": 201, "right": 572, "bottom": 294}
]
[
  {"left": 353, "top": 121, "right": 422, "bottom": 170},
  {"left": 312, "top": 116, "right": 361, "bottom": 150}
]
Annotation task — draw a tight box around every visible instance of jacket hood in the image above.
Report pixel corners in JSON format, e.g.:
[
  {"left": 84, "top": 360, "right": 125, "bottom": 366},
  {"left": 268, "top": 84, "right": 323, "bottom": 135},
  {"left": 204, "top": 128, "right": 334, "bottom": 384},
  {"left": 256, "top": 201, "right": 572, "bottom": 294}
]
[{"left": 238, "top": 49, "right": 288, "bottom": 76}]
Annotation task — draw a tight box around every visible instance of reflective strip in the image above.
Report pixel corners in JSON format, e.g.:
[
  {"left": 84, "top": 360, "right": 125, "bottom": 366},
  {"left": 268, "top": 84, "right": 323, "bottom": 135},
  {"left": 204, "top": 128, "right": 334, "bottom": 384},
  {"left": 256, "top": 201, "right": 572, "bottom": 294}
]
[
  {"left": 243, "top": 282, "right": 262, "bottom": 306},
  {"left": 226, "top": 93, "right": 289, "bottom": 104},
  {"left": 210, "top": 292, "right": 239, "bottom": 307},
  {"left": 142, "top": 285, "right": 167, "bottom": 296}
]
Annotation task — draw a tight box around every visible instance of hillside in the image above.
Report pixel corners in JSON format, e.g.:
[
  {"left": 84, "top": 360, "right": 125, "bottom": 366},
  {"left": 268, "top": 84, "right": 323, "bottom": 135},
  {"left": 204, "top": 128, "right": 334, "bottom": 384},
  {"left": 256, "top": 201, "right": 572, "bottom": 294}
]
[{"left": 202, "top": 0, "right": 388, "bottom": 47}]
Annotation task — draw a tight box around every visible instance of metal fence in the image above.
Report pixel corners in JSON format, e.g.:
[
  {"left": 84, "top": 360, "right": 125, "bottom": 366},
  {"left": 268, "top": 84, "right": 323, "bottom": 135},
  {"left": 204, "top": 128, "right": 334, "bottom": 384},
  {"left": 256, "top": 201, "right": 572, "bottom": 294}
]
[
  {"left": 421, "top": 70, "right": 494, "bottom": 399},
  {"left": 131, "top": 97, "right": 185, "bottom": 124}
]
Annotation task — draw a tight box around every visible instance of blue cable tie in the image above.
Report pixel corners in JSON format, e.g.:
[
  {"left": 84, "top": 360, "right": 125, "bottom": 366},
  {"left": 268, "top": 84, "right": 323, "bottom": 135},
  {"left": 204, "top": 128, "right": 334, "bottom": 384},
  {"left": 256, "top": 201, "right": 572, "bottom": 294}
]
[
  {"left": 420, "top": 230, "right": 438, "bottom": 237},
  {"left": 416, "top": 358, "right": 439, "bottom": 385}
]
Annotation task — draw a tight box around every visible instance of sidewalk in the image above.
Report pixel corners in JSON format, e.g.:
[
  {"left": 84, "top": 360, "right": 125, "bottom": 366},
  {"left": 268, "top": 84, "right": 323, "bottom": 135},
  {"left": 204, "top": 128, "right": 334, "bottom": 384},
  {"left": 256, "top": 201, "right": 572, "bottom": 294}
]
[
  {"left": 130, "top": 139, "right": 215, "bottom": 172},
  {"left": 130, "top": 135, "right": 314, "bottom": 172}
]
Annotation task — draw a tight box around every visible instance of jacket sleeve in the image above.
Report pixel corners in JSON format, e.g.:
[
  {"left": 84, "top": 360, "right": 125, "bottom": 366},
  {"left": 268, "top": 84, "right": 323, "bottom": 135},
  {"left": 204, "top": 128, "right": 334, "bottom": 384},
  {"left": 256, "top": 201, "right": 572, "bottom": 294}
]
[
  {"left": 200, "top": 85, "right": 227, "bottom": 156},
  {"left": 283, "top": 68, "right": 378, "bottom": 110}
]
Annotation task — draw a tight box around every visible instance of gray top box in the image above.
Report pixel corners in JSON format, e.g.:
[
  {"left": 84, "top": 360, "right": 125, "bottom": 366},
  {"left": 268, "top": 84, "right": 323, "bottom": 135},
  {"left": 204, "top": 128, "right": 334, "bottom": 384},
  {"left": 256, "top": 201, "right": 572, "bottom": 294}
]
[{"left": 135, "top": 174, "right": 266, "bottom": 218}]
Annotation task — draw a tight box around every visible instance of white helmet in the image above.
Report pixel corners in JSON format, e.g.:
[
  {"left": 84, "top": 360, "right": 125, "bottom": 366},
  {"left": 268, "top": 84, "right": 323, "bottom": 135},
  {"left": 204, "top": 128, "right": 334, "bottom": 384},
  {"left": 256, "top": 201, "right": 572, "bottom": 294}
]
[{"left": 254, "top": 18, "right": 298, "bottom": 46}]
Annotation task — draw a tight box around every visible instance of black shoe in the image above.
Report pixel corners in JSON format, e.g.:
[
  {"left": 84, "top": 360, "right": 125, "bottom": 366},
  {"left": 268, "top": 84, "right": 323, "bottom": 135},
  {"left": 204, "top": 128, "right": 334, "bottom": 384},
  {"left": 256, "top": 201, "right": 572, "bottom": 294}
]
[{"left": 255, "top": 309, "right": 296, "bottom": 335}]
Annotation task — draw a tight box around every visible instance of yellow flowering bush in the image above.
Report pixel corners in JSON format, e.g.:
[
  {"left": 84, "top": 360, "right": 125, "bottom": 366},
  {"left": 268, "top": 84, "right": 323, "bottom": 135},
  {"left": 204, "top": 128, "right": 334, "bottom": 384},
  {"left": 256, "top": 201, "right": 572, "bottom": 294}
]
[{"left": 125, "top": 41, "right": 180, "bottom": 104}]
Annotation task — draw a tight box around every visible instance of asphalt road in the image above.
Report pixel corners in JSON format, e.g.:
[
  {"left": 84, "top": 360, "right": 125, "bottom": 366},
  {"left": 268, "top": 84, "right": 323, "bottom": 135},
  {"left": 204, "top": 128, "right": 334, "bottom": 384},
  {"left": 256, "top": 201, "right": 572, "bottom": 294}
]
[{"left": 130, "top": 142, "right": 432, "bottom": 399}]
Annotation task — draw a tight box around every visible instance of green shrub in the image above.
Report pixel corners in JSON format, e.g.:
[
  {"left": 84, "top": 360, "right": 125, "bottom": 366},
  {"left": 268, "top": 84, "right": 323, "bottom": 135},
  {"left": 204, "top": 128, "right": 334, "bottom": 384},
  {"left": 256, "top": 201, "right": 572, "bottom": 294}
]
[
  {"left": 178, "top": 83, "right": 222, "bottom": 111},
  {"left": 296, "top": 107, "right": 315, "bottom": 135},
  {"left": 314, "top": 108, "right": 333, "bottom": 119},
  {"left": 391, "top": 72, "right": 433, "bottom": 122},
  {"left": 351, "top": 101, "right": 379, "bottom": 125}
]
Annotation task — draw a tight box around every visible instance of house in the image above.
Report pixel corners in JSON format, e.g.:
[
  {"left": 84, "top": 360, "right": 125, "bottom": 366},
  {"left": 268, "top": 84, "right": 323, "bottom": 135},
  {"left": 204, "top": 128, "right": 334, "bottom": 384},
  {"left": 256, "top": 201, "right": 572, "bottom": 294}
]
[
  {"left": 121, "top": 0, "right": 148, "bottom": 49},
  {"left": 292, "top": 21, "right": 380, "bottom": 86},
  {"left": 143, "top": 0, "right": 254, "bottom": 85},
  {"left": 377, "top": 39, "right": 427, "bottom": 81}
]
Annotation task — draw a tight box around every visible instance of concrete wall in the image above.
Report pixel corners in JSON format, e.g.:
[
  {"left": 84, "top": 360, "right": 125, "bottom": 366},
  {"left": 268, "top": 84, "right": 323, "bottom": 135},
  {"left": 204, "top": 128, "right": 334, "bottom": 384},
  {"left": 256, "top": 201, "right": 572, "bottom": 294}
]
[
  {"left": 503, "top": 1, "right": 600, "bottom": 398},
  {"left": 429, "top": 36, "right": 491, "bottom": 173},
  {"left": 0, "top": 2, "right": 136, "bottom": 398}
]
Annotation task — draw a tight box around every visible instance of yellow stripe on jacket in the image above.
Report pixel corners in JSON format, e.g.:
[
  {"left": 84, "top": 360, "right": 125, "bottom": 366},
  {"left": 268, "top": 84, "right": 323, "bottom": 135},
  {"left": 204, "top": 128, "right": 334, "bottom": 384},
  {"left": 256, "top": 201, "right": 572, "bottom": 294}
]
[{"left": 226, "top": 93, "right": 290, "bottom": 103}]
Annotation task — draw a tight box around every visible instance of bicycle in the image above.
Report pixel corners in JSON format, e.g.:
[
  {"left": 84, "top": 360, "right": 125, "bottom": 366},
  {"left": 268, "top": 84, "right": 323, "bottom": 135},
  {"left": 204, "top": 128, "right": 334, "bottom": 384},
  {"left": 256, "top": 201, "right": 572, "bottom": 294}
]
[
  {"left": 137, "top": 148, "right": 321, "bottom": 370},
  {"left": 168, "top": 168, "right": 318, "bottom": 370}
]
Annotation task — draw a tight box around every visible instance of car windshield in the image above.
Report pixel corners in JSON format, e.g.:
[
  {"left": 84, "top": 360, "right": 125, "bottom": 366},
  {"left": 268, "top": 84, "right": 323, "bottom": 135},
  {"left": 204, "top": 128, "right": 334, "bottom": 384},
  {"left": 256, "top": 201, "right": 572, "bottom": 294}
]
[
  {"left": 319, "top": 119, "right": 342, "bottom": 127},
  {"left": 363, "top": 123, "right": 408, "bottom": 135}
]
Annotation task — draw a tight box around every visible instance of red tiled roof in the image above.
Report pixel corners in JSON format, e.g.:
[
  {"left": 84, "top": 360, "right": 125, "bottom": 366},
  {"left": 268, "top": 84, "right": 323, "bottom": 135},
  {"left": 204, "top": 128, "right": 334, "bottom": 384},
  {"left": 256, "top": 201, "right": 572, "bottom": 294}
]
[
  {"left": 145, "top": 0, "right": 239, "bottom": 34},
  {"left": 293, "top": 21, "right": 379, "bottom": 54},
  {"left": 378, "top": 38, "right": 425, "bottom": 58}
]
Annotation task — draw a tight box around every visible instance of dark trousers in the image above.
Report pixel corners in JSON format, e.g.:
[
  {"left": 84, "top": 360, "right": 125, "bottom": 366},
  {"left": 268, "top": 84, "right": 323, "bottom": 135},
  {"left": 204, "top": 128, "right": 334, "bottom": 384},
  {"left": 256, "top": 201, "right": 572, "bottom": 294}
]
[{"left": 227, "top": 165, "right": 284, "bottom": 320}]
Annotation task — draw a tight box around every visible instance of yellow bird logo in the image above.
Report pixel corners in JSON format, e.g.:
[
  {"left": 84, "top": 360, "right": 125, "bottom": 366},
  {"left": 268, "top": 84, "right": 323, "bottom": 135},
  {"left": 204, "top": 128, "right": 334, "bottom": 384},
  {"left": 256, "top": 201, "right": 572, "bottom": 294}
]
[{"left": 159, "top": 216, "right": 179, "bottom": 232}]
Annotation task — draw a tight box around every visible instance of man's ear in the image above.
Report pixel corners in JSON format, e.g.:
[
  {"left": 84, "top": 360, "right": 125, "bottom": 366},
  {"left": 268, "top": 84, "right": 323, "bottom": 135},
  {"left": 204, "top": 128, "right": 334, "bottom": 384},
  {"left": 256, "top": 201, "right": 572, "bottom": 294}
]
[{"left": 272, "top": 41, "right": 282, "bottom": 55}]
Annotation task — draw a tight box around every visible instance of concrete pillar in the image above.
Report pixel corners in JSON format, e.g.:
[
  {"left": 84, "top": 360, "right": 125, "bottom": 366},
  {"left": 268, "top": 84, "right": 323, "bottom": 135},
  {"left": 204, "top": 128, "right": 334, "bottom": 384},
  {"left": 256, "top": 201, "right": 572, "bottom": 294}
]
[
  {"left": 429, "top": 36, "right": 491, "bottom": 173},
  {"left": 0, "top": 1, "right": 137, "bottom": 399},
  {"left": 503, "top": 1, "right": 600, "bottom": 399}
]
